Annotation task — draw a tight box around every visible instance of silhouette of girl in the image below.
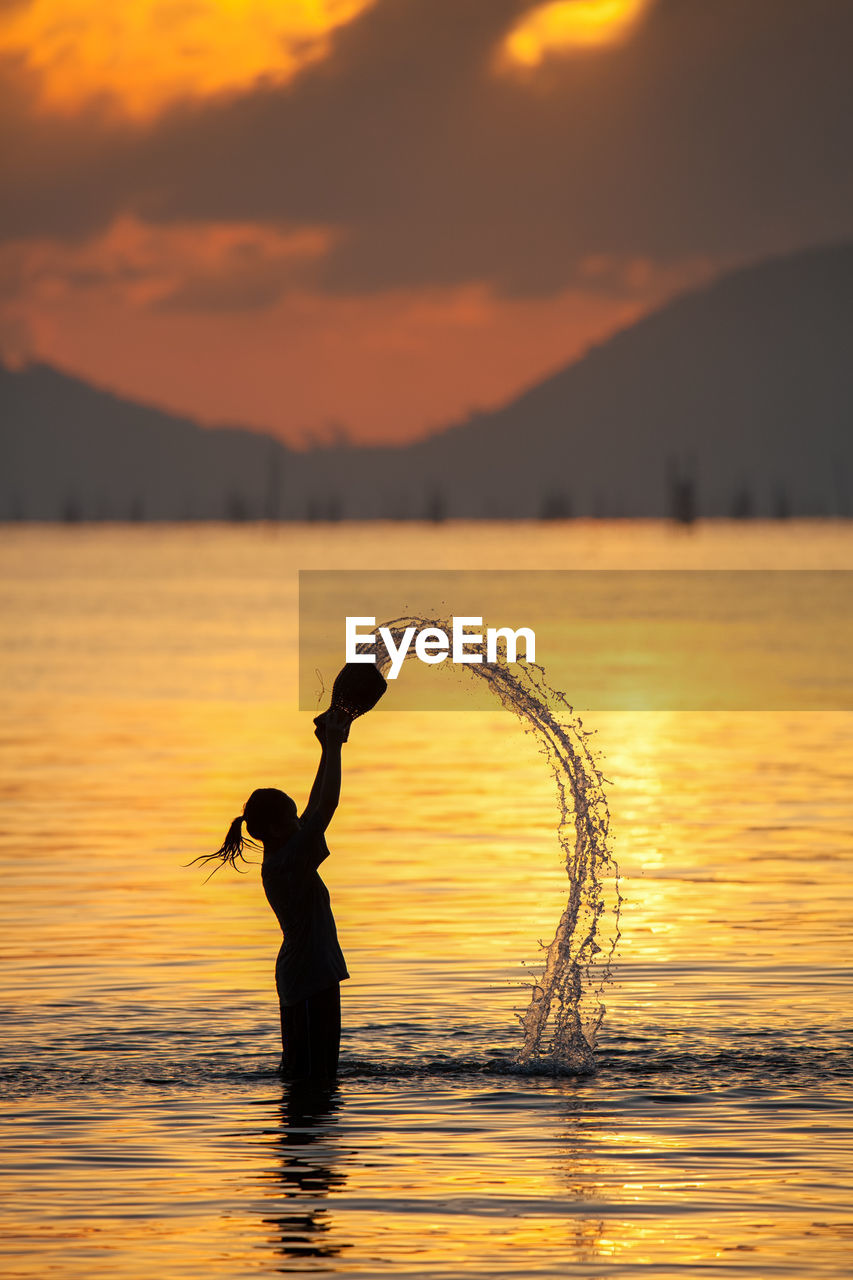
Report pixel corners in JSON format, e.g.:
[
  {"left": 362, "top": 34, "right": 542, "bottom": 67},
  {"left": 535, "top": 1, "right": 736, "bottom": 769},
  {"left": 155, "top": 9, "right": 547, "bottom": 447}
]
[{"left": 201, "top": 708, "right": 351, "bottom": 1082}]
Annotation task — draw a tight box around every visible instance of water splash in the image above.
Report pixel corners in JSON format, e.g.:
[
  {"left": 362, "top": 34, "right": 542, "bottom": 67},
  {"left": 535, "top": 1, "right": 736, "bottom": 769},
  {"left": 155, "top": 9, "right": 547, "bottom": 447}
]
[{"left": 374, "top": 617, "right": 621, "bottom": 1074}]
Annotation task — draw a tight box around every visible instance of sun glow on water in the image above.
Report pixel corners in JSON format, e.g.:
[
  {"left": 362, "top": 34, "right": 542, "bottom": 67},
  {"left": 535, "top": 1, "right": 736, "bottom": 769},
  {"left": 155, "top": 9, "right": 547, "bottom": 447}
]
[{"left": 2, "top": 524, "right": 853, "bottom": 1278}]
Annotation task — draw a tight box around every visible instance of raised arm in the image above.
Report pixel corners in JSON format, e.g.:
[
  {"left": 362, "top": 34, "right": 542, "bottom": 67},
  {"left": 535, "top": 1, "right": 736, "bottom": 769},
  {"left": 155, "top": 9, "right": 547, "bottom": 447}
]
[
  {"left": 302, "top": 709, "right": 348, "bottom": 835},
  {"left": 301, "top": 722, "right": 329, "bottom": 821}
]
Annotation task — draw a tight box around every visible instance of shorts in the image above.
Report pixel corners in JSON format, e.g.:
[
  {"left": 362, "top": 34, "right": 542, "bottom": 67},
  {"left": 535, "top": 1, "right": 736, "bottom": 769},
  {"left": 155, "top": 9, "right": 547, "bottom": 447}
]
[{"left": 280, "top": 983, "right": 341, "bottom": 1082}]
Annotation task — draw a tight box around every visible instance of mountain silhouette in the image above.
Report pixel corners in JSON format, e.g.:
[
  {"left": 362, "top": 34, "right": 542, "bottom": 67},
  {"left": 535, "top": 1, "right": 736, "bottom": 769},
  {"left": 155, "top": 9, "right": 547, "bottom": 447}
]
[
  {"left": 3, "top": 242, "right": 852, "bottom": 519},
  {"left": 0, "top": 361, "right": 292, "bottom": 520}
]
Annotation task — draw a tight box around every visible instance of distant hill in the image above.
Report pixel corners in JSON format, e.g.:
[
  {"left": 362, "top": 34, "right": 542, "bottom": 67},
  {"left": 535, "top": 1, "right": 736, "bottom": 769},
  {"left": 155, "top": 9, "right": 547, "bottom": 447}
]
[
  {"left": 0, "top": 361, "right": 293, "bottom": 520},
  {"left": 3, "top": 242, "right": 853, "bottom": 519},
  {"left": 321, "top": 240, "right": 853, "bottom": 519}
]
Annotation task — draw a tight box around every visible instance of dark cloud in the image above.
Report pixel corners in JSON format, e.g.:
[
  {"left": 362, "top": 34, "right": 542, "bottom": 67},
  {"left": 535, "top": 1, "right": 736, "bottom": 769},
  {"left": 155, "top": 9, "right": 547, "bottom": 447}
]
[
  {"left": 153, "top": 252, "right": 314, "bottom": 312},
  {"left": 0, "top": 58, "right": 143, "bottom": 241},
  {"left": 3, "top": 0, "right": 853, "bottom": 297}
]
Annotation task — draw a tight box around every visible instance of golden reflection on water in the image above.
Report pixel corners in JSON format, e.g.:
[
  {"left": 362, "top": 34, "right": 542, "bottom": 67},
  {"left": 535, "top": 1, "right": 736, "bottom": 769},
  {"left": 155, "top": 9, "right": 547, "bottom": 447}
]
[{"left": 2, "top": 522, "right": 853, "bottom": 1279}]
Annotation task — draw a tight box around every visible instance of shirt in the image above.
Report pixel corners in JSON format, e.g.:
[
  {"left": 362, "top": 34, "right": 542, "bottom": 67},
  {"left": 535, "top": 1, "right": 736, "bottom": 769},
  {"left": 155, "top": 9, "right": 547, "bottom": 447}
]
[{"left": 261, "top": 812, "right": 349, "bottom": 1007}]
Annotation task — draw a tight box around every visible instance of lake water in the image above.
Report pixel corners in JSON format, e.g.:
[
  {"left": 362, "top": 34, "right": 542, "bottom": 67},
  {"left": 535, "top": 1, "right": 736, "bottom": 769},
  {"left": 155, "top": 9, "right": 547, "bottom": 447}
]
[{"left": 1, "top": 521, "right": 852, "bottom": 1278}]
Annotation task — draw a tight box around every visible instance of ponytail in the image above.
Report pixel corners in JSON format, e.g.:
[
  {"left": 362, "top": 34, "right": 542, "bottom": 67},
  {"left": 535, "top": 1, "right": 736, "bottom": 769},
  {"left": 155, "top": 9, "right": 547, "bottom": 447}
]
[{"left": 187, "top": 813, "right": 252, "bottom": 881}]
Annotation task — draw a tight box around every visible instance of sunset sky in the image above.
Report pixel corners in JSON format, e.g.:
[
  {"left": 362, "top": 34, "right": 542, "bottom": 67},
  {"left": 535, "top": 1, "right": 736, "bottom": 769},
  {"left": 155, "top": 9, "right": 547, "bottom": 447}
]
[{"left": 2, "top": 0, "right": 852, "bottom": 445}]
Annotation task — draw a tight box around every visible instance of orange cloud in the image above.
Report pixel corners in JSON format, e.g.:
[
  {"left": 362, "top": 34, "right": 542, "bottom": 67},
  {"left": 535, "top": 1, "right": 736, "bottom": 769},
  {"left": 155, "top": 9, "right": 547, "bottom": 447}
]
[
  {"left": 501, "top": 0, "right": 652, "bottom": 69},
  {"left": 0, "top": 215, "right": 335, "bottom": 311},
  {"left": 0, "top": 0, "right": 374, "bottom": 119},
  {"left": 2, "top": 216, "right": 713, "bottom": 444}
]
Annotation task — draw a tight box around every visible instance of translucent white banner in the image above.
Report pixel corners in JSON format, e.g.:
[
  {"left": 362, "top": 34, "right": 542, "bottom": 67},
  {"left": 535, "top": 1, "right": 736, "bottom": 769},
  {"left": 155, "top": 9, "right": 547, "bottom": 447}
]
[{"left": 299, "top": 570, "right": 853, "bottom": 711}]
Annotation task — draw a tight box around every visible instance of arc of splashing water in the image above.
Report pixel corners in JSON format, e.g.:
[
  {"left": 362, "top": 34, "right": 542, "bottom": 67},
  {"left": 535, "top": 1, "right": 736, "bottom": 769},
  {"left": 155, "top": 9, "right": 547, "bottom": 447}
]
[{"left": 374, "top": 617, "right": 621, "bottom": 1074}]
